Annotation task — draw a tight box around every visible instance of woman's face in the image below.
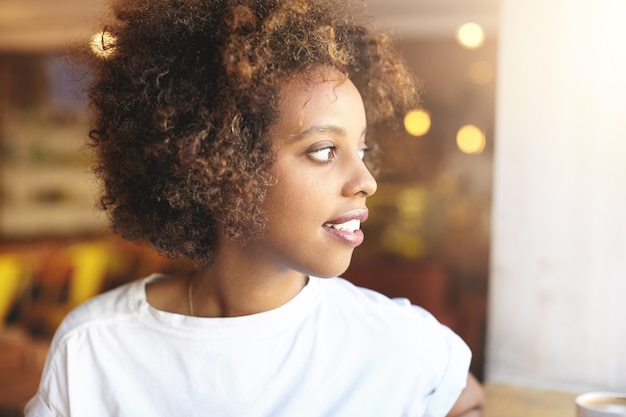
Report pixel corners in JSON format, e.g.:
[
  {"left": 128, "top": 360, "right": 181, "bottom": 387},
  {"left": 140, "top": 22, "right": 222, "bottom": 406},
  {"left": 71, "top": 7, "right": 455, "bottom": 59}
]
[{"left": 256, "top": 67, "right": 377, "bottom": 278}]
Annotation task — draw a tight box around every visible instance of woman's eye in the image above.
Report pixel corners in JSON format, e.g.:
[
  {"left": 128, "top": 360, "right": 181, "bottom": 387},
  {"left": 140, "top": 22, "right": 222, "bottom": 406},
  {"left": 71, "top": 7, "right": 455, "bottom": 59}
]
[{"left": 308, "top": 147, "right": 336, "bottom": 162}]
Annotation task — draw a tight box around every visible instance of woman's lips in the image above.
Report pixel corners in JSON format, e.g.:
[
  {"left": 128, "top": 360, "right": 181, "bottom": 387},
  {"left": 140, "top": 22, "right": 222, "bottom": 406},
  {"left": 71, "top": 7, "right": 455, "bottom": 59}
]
[
  {"left": 323, "top": 226, "right": 365, "bottom": 247},
  {"left": 322, "top": 209, "right": 368, "bottom": 247}
]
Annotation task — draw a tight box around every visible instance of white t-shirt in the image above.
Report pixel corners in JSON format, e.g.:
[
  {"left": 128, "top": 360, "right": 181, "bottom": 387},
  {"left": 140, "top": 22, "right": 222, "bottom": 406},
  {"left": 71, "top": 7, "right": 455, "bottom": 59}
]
[{"left": 25, "top": 275, "right": 471, "bottom": 417}]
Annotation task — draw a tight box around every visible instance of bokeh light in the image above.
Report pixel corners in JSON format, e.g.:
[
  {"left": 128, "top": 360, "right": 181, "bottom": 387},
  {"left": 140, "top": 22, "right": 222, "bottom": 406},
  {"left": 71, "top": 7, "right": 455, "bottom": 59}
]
[
  {"left": 90, "top": 31, "right": 117, "bottom": 59},
  {"left": 456, "top": 125, "right": 486, "bottom": 154},
  {"left": 456, "top": 22, "right": 485, "bottom": 49},
  {"left": 403, "top": 109, "right": 431, "bottom": 137}
]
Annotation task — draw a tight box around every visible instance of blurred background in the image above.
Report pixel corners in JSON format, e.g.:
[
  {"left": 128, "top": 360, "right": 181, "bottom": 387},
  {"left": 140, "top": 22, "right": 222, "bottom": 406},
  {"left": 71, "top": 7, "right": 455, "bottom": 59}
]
[
  {"left": 0, "top": 0, "right": 497, "bottom": 406},
  {"left": 30, "top": 0, "right": 626, "bottom": 415}
]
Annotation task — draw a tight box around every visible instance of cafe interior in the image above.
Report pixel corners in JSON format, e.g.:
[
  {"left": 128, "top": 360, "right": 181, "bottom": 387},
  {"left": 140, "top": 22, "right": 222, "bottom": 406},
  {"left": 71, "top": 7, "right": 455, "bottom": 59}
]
[{"left": 1, "top": 0, "right": 625, "bottom": 416}]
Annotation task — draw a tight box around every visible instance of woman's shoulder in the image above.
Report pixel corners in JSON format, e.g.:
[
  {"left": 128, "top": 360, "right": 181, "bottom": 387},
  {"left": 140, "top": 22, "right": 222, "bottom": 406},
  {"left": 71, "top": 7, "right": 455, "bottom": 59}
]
[
  {"left": 322, "top": 277, "right": 431, "bottom": 316},
  {"left": 319, "top": 277, "right": 446, "bottom": 335},
  {"left": 318, "top": 277, "right": 471, "bottom": 393},
  {"left": 320, "top": 277, "right": 470, "bottom": 356},
  {"left": 52, "top": 275, "right": 157, "bottom": 343}
]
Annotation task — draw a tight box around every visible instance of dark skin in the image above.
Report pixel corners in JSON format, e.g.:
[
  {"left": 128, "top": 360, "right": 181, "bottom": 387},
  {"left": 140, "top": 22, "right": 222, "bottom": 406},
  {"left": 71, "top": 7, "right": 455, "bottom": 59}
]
[{"left": 447, "top": 373, "right": 484, "bottom": 417}]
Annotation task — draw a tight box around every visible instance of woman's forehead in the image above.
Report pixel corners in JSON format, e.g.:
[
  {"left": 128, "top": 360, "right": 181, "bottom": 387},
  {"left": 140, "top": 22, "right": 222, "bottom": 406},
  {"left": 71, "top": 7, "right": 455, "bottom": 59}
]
[
  {"left": 278, "top": 68, "right": 358, "bottom": 114},
  {"left": 272, "top": 70, "right": 365, "bottom": 143}
]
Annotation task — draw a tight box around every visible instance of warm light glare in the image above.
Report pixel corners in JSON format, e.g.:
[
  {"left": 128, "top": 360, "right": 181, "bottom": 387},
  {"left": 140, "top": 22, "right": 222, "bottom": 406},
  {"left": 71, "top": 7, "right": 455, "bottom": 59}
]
[
  {"left": 456, "top": 125, "right": 486, "bottom": 154},
  {"left": 404, "top": 109, "right": 431, "bottom": 137},
  {"left": 90, "top": 31, "right": 117, "bottom": 59},
  {"left": 456, "top": 22, "right": 485, "bottom": 49}
]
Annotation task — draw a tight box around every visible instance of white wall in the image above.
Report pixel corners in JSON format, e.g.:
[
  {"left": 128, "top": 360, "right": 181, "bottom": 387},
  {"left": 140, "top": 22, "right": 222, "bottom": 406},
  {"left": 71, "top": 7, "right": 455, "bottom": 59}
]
[{"left": 486, "top": 0, "right": 626, "bottom": 392}]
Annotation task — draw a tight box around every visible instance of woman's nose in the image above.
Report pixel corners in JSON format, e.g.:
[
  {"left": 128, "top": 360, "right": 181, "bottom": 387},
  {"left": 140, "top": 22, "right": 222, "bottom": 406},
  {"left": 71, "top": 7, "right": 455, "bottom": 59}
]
[{"left": 343, "top": 157, "right": 378, "bottom": 197}]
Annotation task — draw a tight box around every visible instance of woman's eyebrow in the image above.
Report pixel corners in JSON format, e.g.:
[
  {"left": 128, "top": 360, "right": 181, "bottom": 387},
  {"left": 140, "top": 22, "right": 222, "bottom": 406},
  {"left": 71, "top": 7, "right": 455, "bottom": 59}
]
[
  {"left": 289, "top": 125, "right": 367, "bottom": 143},
  {"left": 290, "top": 125, "right": 345, "bottom": 142}
]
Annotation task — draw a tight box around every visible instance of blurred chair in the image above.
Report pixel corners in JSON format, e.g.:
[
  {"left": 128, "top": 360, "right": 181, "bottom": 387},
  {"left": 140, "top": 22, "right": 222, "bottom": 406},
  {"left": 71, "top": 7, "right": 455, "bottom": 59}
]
[
  {"left": 0, "top": 254, "right": 30, "bottom": 331},
  {"left": 66, "top": 242, "right": 114, "bottom": 307},
  {"left": 22, "top": 240, "right": 125, "bottom": 337}
]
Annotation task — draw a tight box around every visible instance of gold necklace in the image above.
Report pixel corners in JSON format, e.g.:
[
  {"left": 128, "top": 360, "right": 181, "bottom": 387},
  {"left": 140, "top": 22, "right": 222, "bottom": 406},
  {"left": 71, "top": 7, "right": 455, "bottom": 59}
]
[{"left": 187, "top": 277, "right": 195, "bottom": 317}]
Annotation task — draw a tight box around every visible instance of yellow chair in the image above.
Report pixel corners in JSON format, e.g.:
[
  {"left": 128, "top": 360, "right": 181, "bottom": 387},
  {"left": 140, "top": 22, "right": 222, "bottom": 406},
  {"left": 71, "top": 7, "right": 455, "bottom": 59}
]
[
  {"left": 22, "top": 240, "right": 120, "bottom": 336},
  {"left": 66, "top": 242, "right": 113, "bottom": 307},
  {"left": 0, "top": 254, "right": 29, "bottom": 331}
]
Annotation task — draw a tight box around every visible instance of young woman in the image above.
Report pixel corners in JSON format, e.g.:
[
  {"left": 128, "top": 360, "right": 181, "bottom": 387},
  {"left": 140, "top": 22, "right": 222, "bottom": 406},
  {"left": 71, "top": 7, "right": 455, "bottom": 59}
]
[{"left": 26, "top": 0, "right": 483, "bottom": 415}]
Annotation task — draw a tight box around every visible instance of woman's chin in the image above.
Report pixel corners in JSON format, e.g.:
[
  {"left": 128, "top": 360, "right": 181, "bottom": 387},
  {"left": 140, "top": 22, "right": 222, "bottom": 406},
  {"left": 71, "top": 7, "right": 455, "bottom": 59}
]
[{"left": 305, "top": 258, "right": 353, "bottom": 279}]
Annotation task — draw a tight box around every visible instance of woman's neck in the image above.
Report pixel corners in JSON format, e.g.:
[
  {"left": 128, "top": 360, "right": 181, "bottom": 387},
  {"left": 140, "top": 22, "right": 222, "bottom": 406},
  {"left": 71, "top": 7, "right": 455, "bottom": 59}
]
[{"left": 190, "top": 245, "right": 308, "bottom": 317}]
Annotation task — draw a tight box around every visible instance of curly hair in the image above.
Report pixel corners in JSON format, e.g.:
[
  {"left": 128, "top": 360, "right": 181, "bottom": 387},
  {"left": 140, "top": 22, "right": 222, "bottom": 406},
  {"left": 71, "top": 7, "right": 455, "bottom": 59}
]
[{"left": 83, "top": 0, "right": 419, "bottom": 268}]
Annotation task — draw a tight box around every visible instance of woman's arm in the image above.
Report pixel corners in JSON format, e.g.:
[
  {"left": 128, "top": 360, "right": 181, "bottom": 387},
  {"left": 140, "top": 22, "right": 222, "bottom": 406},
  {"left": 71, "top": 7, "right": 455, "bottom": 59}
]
[{"left": 446, "top": 373, "right": 484, "bottom": 417}]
